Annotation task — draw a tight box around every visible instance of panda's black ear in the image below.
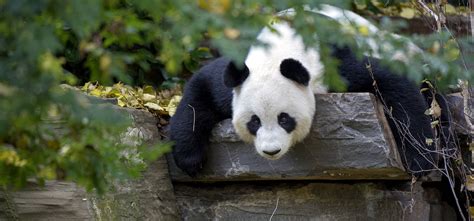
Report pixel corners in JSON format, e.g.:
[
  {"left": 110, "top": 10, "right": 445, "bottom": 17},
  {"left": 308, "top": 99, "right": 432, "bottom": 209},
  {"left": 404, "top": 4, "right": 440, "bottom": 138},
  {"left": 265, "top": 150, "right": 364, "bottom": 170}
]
[
  {"left": 224, "top": 61, "right": 249, "bottom": 88},
  {"left": 280, "top": 58, "right": 310, "bottom": 86}
]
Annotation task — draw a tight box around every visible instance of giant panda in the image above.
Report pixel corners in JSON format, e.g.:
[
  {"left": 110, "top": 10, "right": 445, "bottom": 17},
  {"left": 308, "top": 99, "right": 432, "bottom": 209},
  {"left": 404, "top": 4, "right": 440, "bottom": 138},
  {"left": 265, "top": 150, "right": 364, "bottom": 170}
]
[{"left": 169, "top": 5, "right": 437, "bottom": 177}]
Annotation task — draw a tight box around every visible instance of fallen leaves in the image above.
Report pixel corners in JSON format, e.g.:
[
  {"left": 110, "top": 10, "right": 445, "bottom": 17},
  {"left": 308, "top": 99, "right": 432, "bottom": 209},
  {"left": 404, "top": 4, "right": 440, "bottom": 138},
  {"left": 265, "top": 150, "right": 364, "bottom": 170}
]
[
  {"left": 399, "top": 8, "right": 415, "bottom": 19},
  {"left": 81, "top": 82, "right": 182, "bottom": 118},
  {"left": 0, "top": 148, "right": 27, "bottom": 167}
]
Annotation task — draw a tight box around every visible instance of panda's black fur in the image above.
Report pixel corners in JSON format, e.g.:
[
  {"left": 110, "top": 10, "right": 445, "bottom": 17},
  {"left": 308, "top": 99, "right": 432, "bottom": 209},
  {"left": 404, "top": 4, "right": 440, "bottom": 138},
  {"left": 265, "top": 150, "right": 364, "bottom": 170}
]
[
  {"left": 170, "top": 46, "right": 437, "bottom": 177},
  {"left": 170, "top": 57, "right": 234, "bottom": 176}
]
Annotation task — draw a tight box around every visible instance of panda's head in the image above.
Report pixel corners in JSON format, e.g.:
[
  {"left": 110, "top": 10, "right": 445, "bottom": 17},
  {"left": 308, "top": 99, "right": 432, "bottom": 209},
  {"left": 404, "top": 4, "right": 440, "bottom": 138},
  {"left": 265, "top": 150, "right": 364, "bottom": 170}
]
[{"left": 224, "top": 22, "right": 325, "bottom": 160}]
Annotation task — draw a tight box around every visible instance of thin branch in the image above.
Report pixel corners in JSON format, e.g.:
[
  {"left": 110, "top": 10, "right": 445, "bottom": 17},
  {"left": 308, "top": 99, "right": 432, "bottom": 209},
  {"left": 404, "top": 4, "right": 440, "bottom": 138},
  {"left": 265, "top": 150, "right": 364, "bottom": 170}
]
[
  {"left": 269, "top": 197, "right": 280, "bottom": 221},
  {"left": 417, "top": 0, "right": 442, "bottom": 31}
]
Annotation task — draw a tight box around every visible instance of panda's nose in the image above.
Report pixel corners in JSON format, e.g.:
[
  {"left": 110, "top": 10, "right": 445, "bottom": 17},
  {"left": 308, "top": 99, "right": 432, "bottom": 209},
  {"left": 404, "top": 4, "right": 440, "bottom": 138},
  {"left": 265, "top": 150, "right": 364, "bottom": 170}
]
[{"left": 263, "top": 149, "right": 281, "bottom": 156}]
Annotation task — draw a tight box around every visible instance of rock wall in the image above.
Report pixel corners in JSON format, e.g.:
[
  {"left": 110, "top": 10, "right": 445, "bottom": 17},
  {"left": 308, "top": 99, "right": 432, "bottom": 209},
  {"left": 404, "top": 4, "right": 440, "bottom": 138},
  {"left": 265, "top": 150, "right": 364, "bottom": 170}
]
[
  {"left": 0, "top": 102, "right": 180, "bottom": 221},
  {"left": 1, "top": 91, "right": 472, "bottom": 220}
]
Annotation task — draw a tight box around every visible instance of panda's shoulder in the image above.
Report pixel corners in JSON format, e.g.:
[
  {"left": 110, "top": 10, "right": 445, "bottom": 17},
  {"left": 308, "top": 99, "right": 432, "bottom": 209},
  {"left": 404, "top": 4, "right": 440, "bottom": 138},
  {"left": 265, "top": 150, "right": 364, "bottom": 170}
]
[
  {"left": 201, "top": 57, "right": 231, "bottom": 73},
  {"left": 186, "top": 57, "right": 229, "bottom": 86}
]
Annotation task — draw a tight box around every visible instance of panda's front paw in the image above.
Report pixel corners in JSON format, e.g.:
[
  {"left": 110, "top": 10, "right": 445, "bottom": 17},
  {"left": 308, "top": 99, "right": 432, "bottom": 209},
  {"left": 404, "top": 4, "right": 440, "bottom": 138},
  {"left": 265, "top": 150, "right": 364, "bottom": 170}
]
[{"left": 172, "top": 149, "right": 206, "bottom": 177}]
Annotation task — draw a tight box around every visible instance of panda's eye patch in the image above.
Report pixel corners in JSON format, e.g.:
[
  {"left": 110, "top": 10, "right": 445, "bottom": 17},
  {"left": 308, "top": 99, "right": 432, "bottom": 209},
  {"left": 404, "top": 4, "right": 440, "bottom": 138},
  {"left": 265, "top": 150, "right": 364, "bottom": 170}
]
[
  {"left": 278, "top": 112, "right": 296, "bottom": 133},
  {"left": 246, "top": 115, "right": 261, "bottom": 136}
]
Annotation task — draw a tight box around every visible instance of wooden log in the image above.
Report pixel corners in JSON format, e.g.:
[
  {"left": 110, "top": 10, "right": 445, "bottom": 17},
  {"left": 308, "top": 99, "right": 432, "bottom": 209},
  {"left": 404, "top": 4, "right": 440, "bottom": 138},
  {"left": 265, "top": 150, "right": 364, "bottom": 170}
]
[{"left": 168, "top": 93, "right": 409, "bottom": 181}]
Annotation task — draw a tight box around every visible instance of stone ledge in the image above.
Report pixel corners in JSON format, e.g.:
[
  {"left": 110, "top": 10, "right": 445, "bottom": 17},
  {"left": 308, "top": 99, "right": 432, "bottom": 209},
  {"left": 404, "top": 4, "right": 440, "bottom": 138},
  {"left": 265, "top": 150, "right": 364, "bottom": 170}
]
[
  {"left": 168, "top": 93, "right": 409, "bottom": 181},
  {"left": 174, "top": 182, "right": 455, "bottom": 221}
]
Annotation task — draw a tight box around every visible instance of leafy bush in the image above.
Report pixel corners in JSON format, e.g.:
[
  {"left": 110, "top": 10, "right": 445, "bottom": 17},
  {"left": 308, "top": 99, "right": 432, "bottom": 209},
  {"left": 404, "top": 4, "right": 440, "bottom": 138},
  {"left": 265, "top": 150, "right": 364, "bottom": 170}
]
[{"left": 0, "top": 0, "right": 472, "bottom": 193}]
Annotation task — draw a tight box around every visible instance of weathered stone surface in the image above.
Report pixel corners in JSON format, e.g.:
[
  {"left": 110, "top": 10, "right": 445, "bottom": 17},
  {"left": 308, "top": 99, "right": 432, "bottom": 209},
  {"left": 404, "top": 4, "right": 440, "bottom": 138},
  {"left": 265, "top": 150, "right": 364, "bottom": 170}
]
[
  {"left": 169, "top": 93, "right": 408, "bottom": 181},
  {"left": 90, "top": 107, "right": 180, "bottom": 221},
  {"left": 0, "top": 181, "right": 92, "bottom": 220},
  {"left": 446, "top": 87, "right": 474, "bottom": 136},
  {"left": 91, "top": 157, "right": 179, "bottom": 221},
  {"left": 446, "top": 92, "right": 474, "bottom": 136},
  {"left": 174, "top": 181, "right": 456, "bottom": 221}
]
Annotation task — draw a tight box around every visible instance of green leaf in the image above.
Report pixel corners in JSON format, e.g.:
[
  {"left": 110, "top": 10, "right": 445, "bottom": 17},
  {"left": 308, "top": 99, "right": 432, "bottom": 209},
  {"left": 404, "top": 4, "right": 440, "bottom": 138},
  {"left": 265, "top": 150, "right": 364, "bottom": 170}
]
[{"left": 399, "top": 8, "right": 415, "bottom": 19}]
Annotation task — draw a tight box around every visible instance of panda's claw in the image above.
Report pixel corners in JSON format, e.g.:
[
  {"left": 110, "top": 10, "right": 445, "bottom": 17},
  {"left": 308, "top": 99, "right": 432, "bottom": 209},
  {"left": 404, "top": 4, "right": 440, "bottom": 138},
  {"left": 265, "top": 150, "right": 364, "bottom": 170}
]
[{"left": 172, "top": 149, "right": 206, "bottom": 177}]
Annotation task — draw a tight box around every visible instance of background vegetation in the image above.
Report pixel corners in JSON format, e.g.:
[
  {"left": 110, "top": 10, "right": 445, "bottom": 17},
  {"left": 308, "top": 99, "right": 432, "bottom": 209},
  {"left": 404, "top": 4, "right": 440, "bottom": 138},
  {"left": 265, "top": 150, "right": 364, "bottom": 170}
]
[{"left": 0, "top": 0, "right": 472, "bottom": 193}]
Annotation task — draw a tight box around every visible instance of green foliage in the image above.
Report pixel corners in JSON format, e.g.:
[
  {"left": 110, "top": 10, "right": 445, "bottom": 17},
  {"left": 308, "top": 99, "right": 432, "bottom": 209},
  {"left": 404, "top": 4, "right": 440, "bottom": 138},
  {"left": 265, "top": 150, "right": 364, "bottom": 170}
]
[
  {"left": 0, "top": 0, "right": 472, "bottom": 193},
  {"left": 0, "top": 0, "right": 171, "bottom": 193}
]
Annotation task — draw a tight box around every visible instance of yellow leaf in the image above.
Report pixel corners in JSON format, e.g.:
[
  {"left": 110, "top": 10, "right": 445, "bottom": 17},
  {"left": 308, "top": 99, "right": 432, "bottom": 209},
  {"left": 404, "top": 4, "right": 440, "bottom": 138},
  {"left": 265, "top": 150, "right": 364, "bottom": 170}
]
[
  {"left": 38, "top": 166, "right": 57, "bottom": 180},
  {"left": 400, "top": 8, "right": 415, "bottom": 19},
  {"left": 81, "top": 82, "right": 91, "bottom": 92},
  {"left": 425, "top": 138, "right": 433, "bottom": 146},
  {"left": 167, "top": 95, "right": 182, "bottom": 116},
  {"left": 107, "top": 88, "right": 121, "bottom": 98},
  {"left": 117, "top": 96, "right": 127, "bottom": 107},
  {"left": 431, "top": 120, "right": 439, "bottom": 128},
  {"left": 357, "top": 25, "right": 370, "bottom": 37},
  {"left": 90, "top": 88, "right": 102, "bottom": 97},
  {"left": 444, "top": 39, "right": 460, "bottom": 61},
  {"left": 113, "top": 82, "right": 124, "bottom": 88},
  {"left": 144, "top": 102, "right": 162, "bottom": 111},
  {"left": 430, "top": 98, "right": 442, "bottom": 118},
  {"left": 165, "top": 59, "right": 179, "bottom": 74},
  {"left": 429, "top": 41, "right": 441, "bottom": 54},
  {"left": 354, "top": 0, "right": 367, "bottom": 10},
  {"left": 130, "top": 98, "right": 140, "bottom": 107},
  {"left": 445, "top": 4, "right": 456, "bottom": 14},
  {"left": 370, "top": 0, "right": 383, "bottom": 7},
  {"left": 143, "top": 85, "right": 156, "bottom": 95},
  {"left": 198, "top": 0, "right": 230, "bottom": 14},
  {"left": 0, "top": 149, "right": 27, "bottom": 167},
  {"left": 100, "top": 55, "right": 112, "bottom": 71},
  {"left": 142, "top": 93, "right": 156, "bottom": 102},
  {"left": 104, "top": 86, "right": 112, "bottom": 94},
  {"left": 224, "top": 28, "right": 240, "bottom": 39},
  {"left": 87, "top": 82, "right": 97, "bottom": 91}
]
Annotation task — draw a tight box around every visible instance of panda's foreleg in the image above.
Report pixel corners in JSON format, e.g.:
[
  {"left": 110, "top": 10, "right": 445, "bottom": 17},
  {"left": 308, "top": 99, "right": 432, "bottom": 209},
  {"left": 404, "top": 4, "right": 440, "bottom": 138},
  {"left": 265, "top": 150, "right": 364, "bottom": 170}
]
[
  {"left": 333, "top": 47, "right": 438, "bottom": 176},
  {"left": 170, "top": 105, "right": 217, "bottom": 176},
  {"left": 170, "top": 77, "right": 223, "bottom": 177},
  {"left": 170, "top": 58, "right": 234, "bottom": 176},
  {"left": 373, "top": 81, "right": 438, "bottom": 175}
]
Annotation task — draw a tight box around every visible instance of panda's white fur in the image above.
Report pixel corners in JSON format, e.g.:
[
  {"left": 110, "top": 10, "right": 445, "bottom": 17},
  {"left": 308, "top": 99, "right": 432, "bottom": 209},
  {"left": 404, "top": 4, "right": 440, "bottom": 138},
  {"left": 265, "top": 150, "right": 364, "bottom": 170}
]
[
  {"left": 232, "top": 22, "right": 326, "bottom": 159},
  {"left": 231, "top": 5, "right": 424, "bottom": 160}
]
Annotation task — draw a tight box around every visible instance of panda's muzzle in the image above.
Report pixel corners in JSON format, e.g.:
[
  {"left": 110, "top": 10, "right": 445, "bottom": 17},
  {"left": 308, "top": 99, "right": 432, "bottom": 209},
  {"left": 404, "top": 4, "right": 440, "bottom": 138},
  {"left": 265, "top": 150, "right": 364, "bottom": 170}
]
[{"left": 262, "top": 149, "right": 281, "bottom": 156}]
